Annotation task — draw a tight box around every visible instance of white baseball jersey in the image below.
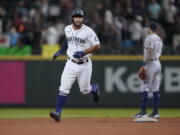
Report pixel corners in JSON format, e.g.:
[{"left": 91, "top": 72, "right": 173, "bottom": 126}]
[
  {"left": 141, "top": 33, "right": 163, "bottom": 92},
  {"left": 59, "top": 24, "right": 100, "bottom": 95},
  {"left": 144, "top": 34, "right": 163, "bottom": 61},
  {"left": 65, "top": 24, "right": 100, "bottom": 60}
]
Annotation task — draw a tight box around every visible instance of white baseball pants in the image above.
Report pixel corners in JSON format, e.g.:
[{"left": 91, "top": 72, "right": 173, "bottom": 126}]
[
  {"left": 141, "top": 60, "right": 161, "bottom": 92},
  {"left": 59, "top": 59, "right": 92, "bottom": 95}
]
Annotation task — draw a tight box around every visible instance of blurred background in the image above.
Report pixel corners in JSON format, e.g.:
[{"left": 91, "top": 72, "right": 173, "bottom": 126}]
[
  {"left": 0, "top": 0, "right": 180, "bottom": 108},
  {"left": 0, "top": 0, "right": 179, "bottom": 55}
]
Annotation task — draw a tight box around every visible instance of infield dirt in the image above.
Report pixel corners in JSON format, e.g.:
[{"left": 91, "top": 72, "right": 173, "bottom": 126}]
[{"left": 0, "top": 118, "right": 180, "bottom": 135}]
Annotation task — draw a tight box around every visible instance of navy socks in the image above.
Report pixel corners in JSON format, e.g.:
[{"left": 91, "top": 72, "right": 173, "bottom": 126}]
[
  {"left": 55, "top": 93, "right": 68, "bottom": 114},
  {"left": 140, "top": 91, "right": 160, "bottom": 114},
  {"left": 141, "top": 91, "right": 148, "bottom": 113},
  {"left": 153, "top": 91, "right": 160, "bottom": 113},
  {"left": 91, "top": 84, "right": 98, "bottom": 93}
]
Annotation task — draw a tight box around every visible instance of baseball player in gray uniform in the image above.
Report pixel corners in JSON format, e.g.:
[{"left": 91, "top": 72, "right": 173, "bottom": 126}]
[
  {"left": 134, "top": 22, "right": 163, "bottom": 119},
  {"left": 49, "top": 9, "right": 101, "bottom": 122}
]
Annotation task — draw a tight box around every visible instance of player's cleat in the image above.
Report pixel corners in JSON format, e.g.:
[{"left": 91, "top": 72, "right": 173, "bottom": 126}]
[
  {"left": 91, "top": 84, "right": 100, "bottom": 103},
  {"left": 133, "top": 111, "right": 147, "bottom": 119},
  {"left": 49, "top": 111, "right": 61, "bottom": 122},
  {"left": 148, "top": 112, "right": 160, "bottom": 118}
]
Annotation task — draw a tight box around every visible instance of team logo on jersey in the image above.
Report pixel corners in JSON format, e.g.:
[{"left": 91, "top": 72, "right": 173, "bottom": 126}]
[
  {"left": 94, "top": 36, "right": 99, "bottom": 41},
  {"left": 67, "top": 36, "right": 85, "bottom": 44},
  {"left": 145, "top": 41, "right": 151, "bottom": 47}
]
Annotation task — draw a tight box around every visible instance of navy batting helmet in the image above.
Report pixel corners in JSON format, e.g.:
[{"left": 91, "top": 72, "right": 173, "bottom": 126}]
[{"left": 71, "top": 8, "right": 84, "bottom": 17}]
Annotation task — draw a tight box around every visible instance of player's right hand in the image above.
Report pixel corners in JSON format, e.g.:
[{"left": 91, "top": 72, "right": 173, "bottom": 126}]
[
  {"left": 52, "top": 51, "right": 62, "bottom": 61},
  {"left": 52, "top": 55, "right": 58, "bottom": 61}
]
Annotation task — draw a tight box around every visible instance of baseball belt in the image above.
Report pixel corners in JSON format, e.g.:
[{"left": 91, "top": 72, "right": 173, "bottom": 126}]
[{"left": 68, "top": 57, "right": 89, "bottom": 65}]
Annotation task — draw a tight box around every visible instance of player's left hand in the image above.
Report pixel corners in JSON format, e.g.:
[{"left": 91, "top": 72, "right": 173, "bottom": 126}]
[
  {"left": 138, "top": 66, "right": 147, "bottom": 80},
  {"left": 73, "top": 51, "right": 86, "bottom": 59},
  {"left": 52, "top": 55, "right": 58, "bottom": 61}
]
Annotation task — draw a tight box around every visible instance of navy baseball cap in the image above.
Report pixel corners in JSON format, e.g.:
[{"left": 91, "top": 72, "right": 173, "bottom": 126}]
[{"left": 146, "top": 21, "right": 157, "bottom": 31}]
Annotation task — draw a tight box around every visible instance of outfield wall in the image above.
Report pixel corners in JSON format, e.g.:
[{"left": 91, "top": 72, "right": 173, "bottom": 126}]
[{"left": 0, "top": 55, "right": 180, "bottom": 107}]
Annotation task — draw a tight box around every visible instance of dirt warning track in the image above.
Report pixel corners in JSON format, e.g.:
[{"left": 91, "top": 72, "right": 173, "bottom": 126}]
[{"left": 0, "top": 118, "right": 180, "bottom": 135}]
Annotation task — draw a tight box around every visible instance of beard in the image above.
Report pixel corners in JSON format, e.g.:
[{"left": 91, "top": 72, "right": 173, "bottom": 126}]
[{"left": 73, "top": 21, "right": 82, "bottom": 28}]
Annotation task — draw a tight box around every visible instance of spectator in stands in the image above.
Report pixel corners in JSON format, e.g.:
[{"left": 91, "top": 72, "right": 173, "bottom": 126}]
[
  {"left": 49, "top": 3, "right": 61, "bottom": 18},
  {"left": 129, "top": 15, "right": 143, "bottom": 53},
  {"left": 132, "top": 0, "right": 146, "bottom": 16},
  {"left": 104, "top": 6, "right": 113, "bottom": 26},
  {"left": 56, "top": 20, "right": 65, "bottom": 42},
  {"left": 148, "top": 0, "right": 162, "bottom": 21},
  {"left": 0, "top": 6, "right": 6, "bottom": 34},
  {"left": 121, "top": 19, "right": 135, "bottom": 54},
  {"left": 173, "top": 13, "right": 180, "bottom": 54},
  {"left": 9, "top": 27, "right": 20, "bottom": 47},
  {"left": 162, "top": 0, "right": 178, "bottom": 24},
  {"left": 40, "top": 0, "right": 50, "bottom": 18},
  {"left": 91, "top": 11, "right": 104, "bottom": 44},
  {"left": 113, "top": 1, "right": 122, "bottom": 17},
  {"left": 45, "top": 20, "right": 60, "bottom": 45},
  {"left": 114, "top": 16, "right": 123, "bottom": 54},
  {"left": 161, "top": 0, "right": 178, "bottom": 51},
  {"left": 15, "top": 0, "right": 29, "bottom": 21}
]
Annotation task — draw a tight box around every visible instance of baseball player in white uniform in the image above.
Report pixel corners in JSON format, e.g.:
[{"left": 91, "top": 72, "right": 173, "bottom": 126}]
[
  {"left": 49, "top": 9, "right": 101, "bottom": 122},
  {"left": 134, "top": 22, "right": 163, "bottom": 119}
]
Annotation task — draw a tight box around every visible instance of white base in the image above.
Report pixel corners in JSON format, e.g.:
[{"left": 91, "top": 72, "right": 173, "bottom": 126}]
[{"left": 133, "top": 117, "right": 158, "bottom": 122}]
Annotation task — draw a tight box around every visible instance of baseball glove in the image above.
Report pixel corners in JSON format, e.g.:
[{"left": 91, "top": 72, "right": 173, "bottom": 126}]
[{"left": 138, "top": 66, "right": 146, "bottom": 80}]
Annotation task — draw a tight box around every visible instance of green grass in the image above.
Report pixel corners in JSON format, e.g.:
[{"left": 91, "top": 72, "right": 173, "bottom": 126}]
[{"left": 0, "top": 108, "right": 180, "bottom": 118}]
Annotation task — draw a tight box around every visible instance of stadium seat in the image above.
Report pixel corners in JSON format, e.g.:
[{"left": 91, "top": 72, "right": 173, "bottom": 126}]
[{"left": 42, "top": 44, "right": 60, "bottom": 57}]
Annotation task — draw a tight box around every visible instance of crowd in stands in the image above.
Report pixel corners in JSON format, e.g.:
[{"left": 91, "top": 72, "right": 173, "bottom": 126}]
[{"left": 0, "top": 0, "right": 180, "bottom": 55}]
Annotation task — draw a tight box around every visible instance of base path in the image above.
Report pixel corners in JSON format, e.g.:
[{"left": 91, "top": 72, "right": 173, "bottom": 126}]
[{"left": 0, "top": 118, "right": 180, "bottom": 135}]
